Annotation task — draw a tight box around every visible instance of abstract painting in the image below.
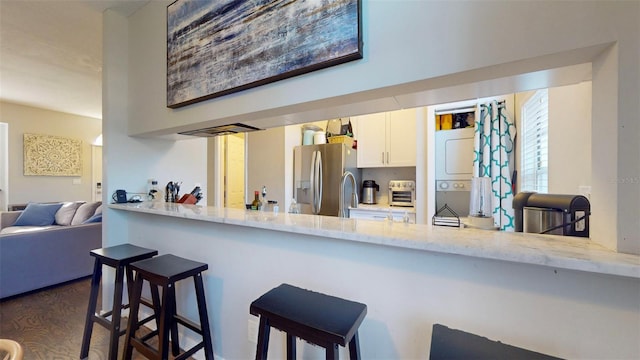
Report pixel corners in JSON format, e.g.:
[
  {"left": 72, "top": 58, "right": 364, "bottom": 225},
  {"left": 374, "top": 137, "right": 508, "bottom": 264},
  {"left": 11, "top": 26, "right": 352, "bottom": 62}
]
[
  {"left": 167, "top": 0, "right": 362, "bottom": 108},
  {"left": 23, "top": 134, "right": 82, "bottom": 176}
]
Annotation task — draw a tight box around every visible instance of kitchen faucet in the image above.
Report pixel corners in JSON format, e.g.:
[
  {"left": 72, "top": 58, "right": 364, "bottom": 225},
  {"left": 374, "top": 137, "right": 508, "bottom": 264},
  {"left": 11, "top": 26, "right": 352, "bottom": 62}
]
[{"left": 339, "top": 171, "right": 358, "bottom": 218}]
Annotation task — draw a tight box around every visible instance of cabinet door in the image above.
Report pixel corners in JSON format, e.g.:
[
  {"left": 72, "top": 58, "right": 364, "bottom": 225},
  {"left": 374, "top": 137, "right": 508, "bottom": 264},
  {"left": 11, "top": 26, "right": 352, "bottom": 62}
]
[
  {"left": 349, "top": 208, "right": 416, "bottom": 223},
  {"left": 386, "top": 108, "right": 417, "bottom": 167},
  {"left": 348, "top": 209, "right": 390, "bottom": 221},
  {"left": 354, "top": 112, "right": 387, "bottom": 168}
]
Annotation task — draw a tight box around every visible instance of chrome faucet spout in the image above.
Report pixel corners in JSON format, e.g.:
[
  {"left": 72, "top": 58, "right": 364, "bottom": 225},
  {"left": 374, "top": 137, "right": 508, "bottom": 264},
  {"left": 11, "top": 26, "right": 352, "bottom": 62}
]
[{"left": 339, "top": 171, "right": 358, "bottom": 218}]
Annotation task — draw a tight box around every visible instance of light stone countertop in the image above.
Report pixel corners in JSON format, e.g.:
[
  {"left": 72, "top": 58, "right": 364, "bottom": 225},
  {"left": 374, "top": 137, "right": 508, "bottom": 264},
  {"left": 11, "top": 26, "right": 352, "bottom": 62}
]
[
  {"left": 110, "top": 202, "right": 640, "bottom": 279},
  {"left": 349, "top": 204, "right": 416, "bottom": 213}
]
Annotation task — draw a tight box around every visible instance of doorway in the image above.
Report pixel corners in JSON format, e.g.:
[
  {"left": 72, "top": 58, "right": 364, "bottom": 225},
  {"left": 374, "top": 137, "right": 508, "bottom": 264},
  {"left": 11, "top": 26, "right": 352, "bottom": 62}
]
[
  {"left": 224, "top": 133, "right": 245, "bottom": 209},
  {"left": 0, "top": 123, "right": 7, "bottom": 211}
]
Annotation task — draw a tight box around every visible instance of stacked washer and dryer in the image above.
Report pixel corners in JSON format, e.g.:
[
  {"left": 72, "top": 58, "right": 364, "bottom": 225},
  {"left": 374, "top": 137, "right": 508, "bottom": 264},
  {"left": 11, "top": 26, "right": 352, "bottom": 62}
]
[{"left": 433, "top": 106, "right": 476, "bottom": 225}]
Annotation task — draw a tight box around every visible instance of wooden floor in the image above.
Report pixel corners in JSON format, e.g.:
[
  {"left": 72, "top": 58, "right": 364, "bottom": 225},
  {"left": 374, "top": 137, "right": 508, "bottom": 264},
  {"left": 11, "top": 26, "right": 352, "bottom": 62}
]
[{"left": 0, "top": 277, "right": 194, "bottom": 360}]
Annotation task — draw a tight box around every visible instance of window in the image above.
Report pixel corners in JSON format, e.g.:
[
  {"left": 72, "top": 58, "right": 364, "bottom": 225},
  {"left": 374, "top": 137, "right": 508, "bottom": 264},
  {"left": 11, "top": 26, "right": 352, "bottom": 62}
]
[{"left": 521, "top": 89, "right": 548, "bottom": 193}]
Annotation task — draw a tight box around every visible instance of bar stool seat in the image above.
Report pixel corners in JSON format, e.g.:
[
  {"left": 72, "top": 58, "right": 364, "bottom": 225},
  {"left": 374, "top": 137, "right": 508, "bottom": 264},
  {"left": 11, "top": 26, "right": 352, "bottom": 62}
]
[
  {"left": 123, "top": 254, "right": 214, "bottom": 360},
  {"left": 250, "top": 283, "right": 367, "bottom": 360},
  {"left": 80, "top": 244, "right": 159, "bottom": 360}
]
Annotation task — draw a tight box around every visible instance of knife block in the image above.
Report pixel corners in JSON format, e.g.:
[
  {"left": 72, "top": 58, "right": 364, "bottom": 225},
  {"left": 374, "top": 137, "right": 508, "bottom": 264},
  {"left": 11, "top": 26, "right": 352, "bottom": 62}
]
[{"left": 177, "top": 194, "right": 197, "bottom": 204}]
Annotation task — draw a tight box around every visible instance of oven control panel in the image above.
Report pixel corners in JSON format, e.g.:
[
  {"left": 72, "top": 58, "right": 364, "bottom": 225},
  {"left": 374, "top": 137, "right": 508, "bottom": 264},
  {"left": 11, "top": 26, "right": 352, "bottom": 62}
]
[
  {"left": 436, "top": 180, "right": 472, "bottom": 191},
  {"left": 389, "top": 180, "right": 415, "bottom": 191}
]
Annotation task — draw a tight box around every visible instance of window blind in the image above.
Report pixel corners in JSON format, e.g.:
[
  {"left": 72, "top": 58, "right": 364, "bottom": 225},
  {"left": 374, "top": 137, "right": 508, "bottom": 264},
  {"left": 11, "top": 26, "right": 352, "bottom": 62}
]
[{"left": 521, "top": 89, "right": 549, "bottom": 193}]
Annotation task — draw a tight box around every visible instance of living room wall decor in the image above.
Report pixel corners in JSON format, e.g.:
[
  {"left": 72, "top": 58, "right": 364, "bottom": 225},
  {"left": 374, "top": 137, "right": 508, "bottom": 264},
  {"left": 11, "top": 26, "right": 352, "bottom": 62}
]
[
  {"left": 23, "top": 133, "right": 82, "bottom": 176},
  {"left": 166, "top": 0, "right": 363, "bottom": 108}
]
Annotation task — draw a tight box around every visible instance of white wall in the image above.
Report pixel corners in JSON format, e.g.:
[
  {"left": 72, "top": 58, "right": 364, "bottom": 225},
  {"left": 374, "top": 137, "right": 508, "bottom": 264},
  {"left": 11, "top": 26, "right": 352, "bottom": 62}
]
[
  {"left": 283, "top": 124, "right": 301, "bottom": 212},
  {"left": 102, "top": 9, "right": 207, "bottom": 243},
  {"left": 0, "top": 101, "right": 101, "bottom": 204},
  {"left": 121, "top": 0, "right": 639, "bottom": 253},
  {"left": 246, "top": 128, "right": 286, "bottom": 207},
  {"left": 124, "top": 1, "right": 636, "bottom": 140},
  {"left": 100, "top": 3, "right": 640, "bottom": 358},
  {"left": 549, "top": 82, "right": 592, "bottom": 194},
  {"left": 125, "top": 213, "right": 640, "bottom": 360},
  {"left": 514, "top": 82, "right": 592, "bottom": 195},
  {"left": 0, "top": 122, "right": 8, "bottom": 211},
  {"left": 245, "top": 123, "right": 324, "bottom": 213}
]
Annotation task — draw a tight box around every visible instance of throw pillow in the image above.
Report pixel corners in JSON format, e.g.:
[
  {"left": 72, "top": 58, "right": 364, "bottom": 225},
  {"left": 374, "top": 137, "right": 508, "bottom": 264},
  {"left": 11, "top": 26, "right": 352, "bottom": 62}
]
[
  {"left": 71, "top": 201, "right": 102, "bottom": 225},
  {"left": 13, "top": 202, "right": 63, "bottom": 226},
  {"left": 82, "top": 213, "right": 102, "bottom": 224},
  {"left": 94, "top": 204, "right": 103, "bottom": 215},
  {"left": 55, "top": 201, "right": 85, "bottom": 226}
]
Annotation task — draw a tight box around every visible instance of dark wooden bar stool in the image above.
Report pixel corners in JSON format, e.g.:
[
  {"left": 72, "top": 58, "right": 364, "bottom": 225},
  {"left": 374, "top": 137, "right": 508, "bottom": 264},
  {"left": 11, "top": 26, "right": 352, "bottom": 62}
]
[
  {"left": 123, "top": 254, "right": 214, "bottom": 360},
  {"left": 250, "top": 283, "right": 367, "bottom": 360},
  {"left": 80, "top": 244, "right": 159, "bottom": 360},
  {"left": 429, "top": 324, "right": 563, "bottom": 359}
]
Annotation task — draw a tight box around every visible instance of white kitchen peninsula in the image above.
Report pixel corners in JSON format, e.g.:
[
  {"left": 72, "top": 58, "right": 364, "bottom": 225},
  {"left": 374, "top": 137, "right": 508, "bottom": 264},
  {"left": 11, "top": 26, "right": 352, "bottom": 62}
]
[{"left": 108, "top": 202, "right": 639, "bottom": 360}]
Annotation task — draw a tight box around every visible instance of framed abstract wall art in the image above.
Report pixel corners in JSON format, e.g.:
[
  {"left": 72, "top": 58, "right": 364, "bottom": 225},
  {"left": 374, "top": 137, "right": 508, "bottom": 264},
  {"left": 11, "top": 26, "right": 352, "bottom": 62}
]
[
  {"left": 167, "top": 0, "right": 363, "bottom": 108},
  {"left": 23, "top": 133, "right": 82, "bottom": 176}
]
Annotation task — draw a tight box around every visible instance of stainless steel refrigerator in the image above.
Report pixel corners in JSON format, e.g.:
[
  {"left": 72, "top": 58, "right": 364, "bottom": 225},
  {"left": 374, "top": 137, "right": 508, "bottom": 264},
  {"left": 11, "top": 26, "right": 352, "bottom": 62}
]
[{"left": 294, "top": 143, "right": 361, "bottom": 217}]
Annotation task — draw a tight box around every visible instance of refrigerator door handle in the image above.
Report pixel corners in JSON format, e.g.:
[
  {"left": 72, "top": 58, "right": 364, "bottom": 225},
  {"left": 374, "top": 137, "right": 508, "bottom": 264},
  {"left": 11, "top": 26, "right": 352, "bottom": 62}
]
[
  {"left": 310, "top": 150, "right": 317, "bottom": 214},
  {"left": 316, "top": 151, "right": 323, "bottom": 213}
]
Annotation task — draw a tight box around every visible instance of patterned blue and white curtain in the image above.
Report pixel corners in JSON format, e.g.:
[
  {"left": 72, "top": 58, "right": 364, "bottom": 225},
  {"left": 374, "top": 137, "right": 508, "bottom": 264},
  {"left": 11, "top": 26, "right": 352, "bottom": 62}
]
[{"left": 473, "top": 100, "right": 517, "bottom": 231}]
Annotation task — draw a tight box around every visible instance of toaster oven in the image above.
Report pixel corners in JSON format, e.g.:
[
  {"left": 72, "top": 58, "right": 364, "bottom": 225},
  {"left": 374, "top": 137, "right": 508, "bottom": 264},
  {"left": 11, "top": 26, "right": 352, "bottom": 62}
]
[{"left": 389, "top": 180, "right": 415, "bottom": 207}]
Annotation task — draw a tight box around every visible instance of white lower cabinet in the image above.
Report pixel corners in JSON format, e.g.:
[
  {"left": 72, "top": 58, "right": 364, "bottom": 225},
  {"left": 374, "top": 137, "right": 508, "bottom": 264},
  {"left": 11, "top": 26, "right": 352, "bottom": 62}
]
[{"left": 349, "top": 207, "right": 416, "bottom": 224}]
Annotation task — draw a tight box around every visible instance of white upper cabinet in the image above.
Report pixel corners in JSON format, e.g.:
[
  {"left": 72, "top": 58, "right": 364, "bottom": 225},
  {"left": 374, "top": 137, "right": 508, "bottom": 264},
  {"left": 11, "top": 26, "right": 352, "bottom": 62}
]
[
  {"left": 354, "top": 108, "right": 417, "bottom": 168},
  {"left": 353, "top": 112, "right": 386, "bottom": 167},
  {"left": 387, "top": 108, "right": 417, "bottom": 167}
]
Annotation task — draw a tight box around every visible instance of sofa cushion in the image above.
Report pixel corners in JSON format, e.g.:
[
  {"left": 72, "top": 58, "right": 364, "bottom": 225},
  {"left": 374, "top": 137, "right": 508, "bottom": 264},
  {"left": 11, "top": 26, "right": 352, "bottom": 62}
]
[
  {"left": 0, "top": 225, "right": 60, "bottom": 235},
  {"left": 94, "top": 204, "right": 103, "bottom": 215},
  {"left": 71, "top": 201, "right": 102, "bottom": 225},
  {"left": 55, "top": 201, "right": 85, "bottom": 226},
  {"left": 13, "top": 202, "right": 63, "bottom": 226},
  {"left": 82, "top": 212, "right": 102, "bottom": 224}
]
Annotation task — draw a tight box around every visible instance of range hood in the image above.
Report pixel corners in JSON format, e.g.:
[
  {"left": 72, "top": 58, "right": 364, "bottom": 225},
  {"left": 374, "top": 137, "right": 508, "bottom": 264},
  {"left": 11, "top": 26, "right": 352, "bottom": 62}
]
[{"left": 178, "top": 123, "right": 262, "bottom": 137}]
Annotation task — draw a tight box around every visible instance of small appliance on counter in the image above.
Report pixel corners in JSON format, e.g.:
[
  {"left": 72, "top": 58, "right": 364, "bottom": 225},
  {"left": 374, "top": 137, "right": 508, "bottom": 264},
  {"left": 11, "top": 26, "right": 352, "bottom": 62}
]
[
  {"left": 389, "top": 180, "right": 415, "bottom": 207},
  {"left": 361, "top": 180, "right": 379, "bottom": 204},
  {"left": 462, "top": 177, "right": 498, "bottom": 230},
  {"left": 513, "top": 192, "right": 590, "bottom": 237}
]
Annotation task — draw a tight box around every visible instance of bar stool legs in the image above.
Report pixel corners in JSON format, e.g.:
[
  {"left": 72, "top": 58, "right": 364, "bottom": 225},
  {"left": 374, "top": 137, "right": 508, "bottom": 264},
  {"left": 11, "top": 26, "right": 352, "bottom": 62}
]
[
  {"left": 79, "top": 244, "right": 158, "bottom": 360},
  {"left": 194, "top": 271, "right": 214, "bottom": 359},
  {"left": 123, "top": 254, "right": 214, "bottom": 360},
  {"left": 80, "top": 256, "right": 105, "bottom": 359}
]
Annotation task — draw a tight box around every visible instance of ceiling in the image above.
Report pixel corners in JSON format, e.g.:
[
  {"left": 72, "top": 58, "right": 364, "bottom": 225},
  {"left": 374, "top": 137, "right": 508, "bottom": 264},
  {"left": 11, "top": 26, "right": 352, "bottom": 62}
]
[{"left": 0, "top": 0, "right": 149, "bottom": 120}]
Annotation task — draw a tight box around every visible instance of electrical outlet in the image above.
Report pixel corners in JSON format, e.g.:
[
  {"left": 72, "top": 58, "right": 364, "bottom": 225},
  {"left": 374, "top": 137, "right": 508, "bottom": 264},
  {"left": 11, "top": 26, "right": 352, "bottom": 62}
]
[{"left": 248, "top": 316, "right": 259, "bottom": 343}]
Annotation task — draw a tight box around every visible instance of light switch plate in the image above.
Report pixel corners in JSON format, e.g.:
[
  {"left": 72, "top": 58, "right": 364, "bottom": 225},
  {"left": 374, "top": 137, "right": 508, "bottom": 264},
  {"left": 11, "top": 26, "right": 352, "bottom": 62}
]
[{"left": 72, "top": 178, "right": 82, "bottom": 185}]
